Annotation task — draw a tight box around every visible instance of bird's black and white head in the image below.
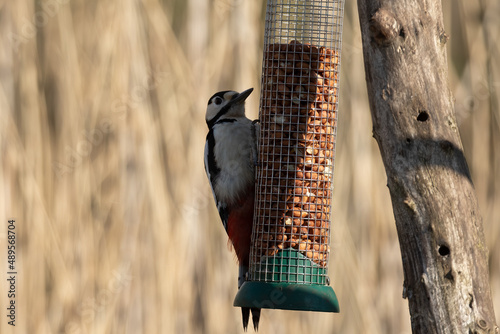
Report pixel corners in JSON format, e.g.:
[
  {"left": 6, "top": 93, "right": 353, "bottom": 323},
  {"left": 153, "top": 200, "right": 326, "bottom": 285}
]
[{"left": 206, "top": 88, "right": 253, "bottom": 128}]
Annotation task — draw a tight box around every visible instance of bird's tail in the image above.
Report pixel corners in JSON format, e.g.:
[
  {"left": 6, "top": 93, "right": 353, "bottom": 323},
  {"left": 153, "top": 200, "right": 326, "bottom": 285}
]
[
  {"left": 241, "top": 307, "right": 261, "bottom": 331},
  {"left": 251, "top": 307, "right": 261, "bottom": 331},
  {"left": 242, "top": 307, "right": 250, "bottom": 331},
  {"left": 239, "top": 265, "right": 261, "bottom": 331}
]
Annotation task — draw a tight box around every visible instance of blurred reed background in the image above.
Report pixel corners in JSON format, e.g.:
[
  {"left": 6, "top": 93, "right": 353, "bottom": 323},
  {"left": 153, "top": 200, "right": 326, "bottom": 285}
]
[{"left": 0, "top": 0, "right": 498, "bottom": 333}]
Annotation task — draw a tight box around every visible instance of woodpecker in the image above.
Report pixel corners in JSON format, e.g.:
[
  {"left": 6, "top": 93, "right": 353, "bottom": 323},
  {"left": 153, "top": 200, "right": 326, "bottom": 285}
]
[{"left": 204, "top": 88, "right": 261, "bottom": 331}]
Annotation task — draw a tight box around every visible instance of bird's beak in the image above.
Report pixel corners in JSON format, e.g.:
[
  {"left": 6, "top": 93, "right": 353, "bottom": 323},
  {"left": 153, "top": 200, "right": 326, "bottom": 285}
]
[{"left": 229, "top": 88, "right": 254, "bottom": 106}]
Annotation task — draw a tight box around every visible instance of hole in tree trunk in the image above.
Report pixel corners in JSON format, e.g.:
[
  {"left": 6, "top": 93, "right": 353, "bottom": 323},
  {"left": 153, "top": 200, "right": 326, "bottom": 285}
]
[
  {"left": 438, "top": 245, "right": 450, "bottom": 256},
  {"left": 399, "top": 28, "right": 406, "bottom": 38},
  {"left": 417, "top": 110, "right": 429, "bottom": 122}
]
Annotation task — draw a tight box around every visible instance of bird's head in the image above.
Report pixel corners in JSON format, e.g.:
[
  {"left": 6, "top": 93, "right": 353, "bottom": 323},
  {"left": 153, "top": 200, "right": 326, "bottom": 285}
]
[{"left": 205, "top": 88, "right": 253, "bottom": 128}]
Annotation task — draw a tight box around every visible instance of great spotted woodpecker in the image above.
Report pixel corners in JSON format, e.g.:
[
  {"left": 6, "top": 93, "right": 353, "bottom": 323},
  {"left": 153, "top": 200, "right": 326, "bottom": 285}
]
[{"left": 204, "top": 88, "right": 261, "bottom": 331}]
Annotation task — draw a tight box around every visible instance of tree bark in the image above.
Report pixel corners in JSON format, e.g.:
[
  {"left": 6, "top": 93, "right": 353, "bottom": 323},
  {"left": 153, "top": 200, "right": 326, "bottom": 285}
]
[{"left": 356, "top": 1, "right": 498, "bottom": 333}]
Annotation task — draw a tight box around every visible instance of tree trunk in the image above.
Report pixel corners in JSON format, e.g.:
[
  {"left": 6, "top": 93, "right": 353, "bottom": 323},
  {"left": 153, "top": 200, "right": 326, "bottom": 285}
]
[{"left": 356, "top": 1, "right": 498, "bottom": 333}]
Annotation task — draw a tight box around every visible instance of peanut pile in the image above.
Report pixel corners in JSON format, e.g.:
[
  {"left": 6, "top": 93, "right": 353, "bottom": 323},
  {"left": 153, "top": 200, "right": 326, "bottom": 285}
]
[{"left": 252, "top": 40, "right": 338, "bottom": 268}]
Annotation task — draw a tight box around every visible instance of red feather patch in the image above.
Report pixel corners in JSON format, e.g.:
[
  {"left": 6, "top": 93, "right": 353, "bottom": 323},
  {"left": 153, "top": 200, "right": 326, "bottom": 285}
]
[{"left": 227, "top": 188, "right": 255, "bottom": 267}]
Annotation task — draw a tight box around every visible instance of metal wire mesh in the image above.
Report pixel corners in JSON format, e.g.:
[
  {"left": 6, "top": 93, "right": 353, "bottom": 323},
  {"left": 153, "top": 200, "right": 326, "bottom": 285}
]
[{"left": 250, "top": 0, "right": 345, "bottom": 285}]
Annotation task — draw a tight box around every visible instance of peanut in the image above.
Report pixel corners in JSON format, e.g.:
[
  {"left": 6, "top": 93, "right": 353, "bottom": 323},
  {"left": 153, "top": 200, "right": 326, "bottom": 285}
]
[{"left": 253, "top": 40, "right": 338, "bottom": 268}]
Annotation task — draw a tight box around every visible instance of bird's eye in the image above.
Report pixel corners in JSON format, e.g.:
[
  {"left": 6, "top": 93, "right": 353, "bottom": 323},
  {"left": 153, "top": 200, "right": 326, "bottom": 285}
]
[{"left": 214, "top": 97, "right": 223, "bottom": 105}]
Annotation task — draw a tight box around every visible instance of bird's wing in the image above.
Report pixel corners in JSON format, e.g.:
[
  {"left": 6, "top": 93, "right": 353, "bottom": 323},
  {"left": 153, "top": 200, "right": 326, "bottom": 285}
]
[
  {"left": 204, "top": 131, "right": 229, "bottom": 232},
  {"left": 251, "top": 119, "right": 260, "bottom": 167}
]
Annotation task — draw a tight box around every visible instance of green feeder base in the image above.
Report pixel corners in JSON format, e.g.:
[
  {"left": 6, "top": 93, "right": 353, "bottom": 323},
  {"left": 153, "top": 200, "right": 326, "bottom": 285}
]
[
  {"left": 234, "top": 281, "right": 339, "bottom": 312},
  {"left": 233, "top": 250, "right": 339, "bottom": 312}
]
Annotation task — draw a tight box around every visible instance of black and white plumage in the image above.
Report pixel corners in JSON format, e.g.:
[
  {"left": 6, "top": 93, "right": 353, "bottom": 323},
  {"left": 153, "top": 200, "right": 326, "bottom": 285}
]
[{"left": 204, "top": 88, "right": 261, "bottom": 331}]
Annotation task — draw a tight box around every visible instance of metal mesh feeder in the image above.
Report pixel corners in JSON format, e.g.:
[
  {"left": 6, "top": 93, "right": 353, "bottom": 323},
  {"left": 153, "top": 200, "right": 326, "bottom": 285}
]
[{"left": 234, "top": 0, "right": 344, "bottom": 312}]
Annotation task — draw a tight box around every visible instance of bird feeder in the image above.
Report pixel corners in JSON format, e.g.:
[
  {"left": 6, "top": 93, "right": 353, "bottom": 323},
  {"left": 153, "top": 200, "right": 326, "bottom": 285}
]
[{"left": 234, "top": 0, "right": 344, "bottom": 313}]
